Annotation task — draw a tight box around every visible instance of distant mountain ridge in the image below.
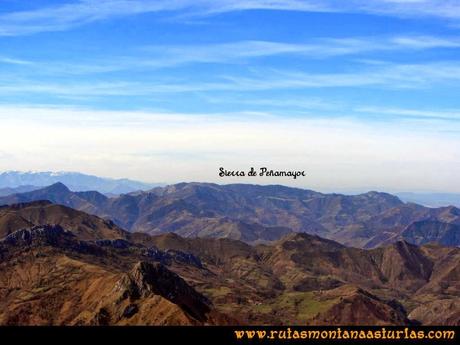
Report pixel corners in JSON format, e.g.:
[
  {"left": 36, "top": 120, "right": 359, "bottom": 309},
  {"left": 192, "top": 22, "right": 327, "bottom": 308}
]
[
  {"left": 0, "top": 185, "right": 40, "bottom": 197},
  {"left": 0, "top": 171, "right": 159, "bottom": 194},
  {"left": 0, "top": 182, "right": 459, "bottom": 248}
]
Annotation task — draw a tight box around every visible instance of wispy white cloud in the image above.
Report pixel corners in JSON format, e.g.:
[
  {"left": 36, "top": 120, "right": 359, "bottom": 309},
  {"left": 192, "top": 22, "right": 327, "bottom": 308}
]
[
  {"left": 356, "top": 106, "right": 460, "bottom": 121},
  {"left": 140, "top": 35, "right": 460, "bottom": 63},
  {"left": 181, "top": 0, "right": 336, "bottom": 17},
  {"left": 217, "top": 61, "right": 460, "bottom": 90},
  {"left": 0, "top": 1, "right": 340, "bottom": 36},
  {"left": 359, "top": 0, "right": 460, "bottom": 19},
  {"left": 201, "top": 95, "right": 342, "bottom": 112},
  {"left": 389, "top": 35, "right": 460, "bottom": 49},
  {"left": 0, "top": 56, "right": 33, "bottom": 65},
  {"left": 200, "top": 0, "right": 460, "bottom": 22},
  {"left": 2, "top": 61, "right": 460, "bottom": 98},
  {"left": 0, "top": 0, "right": 185, "bottom": 36},
  {"left": 1, "top": 1, "right": 460, "bottom": 36},
  {"left": 4, "top": 35, "right": 459, "bottom": 76}
]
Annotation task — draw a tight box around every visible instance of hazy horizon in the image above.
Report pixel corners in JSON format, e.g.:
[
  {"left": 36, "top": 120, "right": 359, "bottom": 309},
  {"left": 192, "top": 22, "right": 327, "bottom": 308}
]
[
  {"left": 3, "top": 169, "right": 460, "bottom": 197},
  {"left": 1, "top": 1, "right": 460, "bottom": 192}
]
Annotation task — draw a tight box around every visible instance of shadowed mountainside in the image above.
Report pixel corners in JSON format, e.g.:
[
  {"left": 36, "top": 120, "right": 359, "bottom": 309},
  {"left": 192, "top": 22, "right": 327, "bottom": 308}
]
[{"left": 1, "top": 182, "right": 459, "bottom": 248}]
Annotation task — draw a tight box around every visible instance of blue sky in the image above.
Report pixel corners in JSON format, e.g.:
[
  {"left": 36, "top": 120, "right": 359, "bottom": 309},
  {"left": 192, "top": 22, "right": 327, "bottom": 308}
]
[{"left": 1, "top": 0, "right": 460, "bottom": 192}]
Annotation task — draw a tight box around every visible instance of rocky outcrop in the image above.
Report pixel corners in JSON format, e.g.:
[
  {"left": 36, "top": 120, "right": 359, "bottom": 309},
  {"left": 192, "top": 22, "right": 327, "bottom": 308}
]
[
  {"left": 142, "top": 247, "right": 203, "bottom": 268},
  {"left": 2, "top": 224, "right": 73, "bottom": 246},
  {"left": 116, "top": 262, "right": 211, "bottom": 322},
  {"left": 310, "top": 287, "right": 412, "bottom": 326},
  {"left": 0, "top": 224, "right": 105, "bottom": 257},
  {"left": 95, "top": 238, "right": 132, "bottom": 249}
]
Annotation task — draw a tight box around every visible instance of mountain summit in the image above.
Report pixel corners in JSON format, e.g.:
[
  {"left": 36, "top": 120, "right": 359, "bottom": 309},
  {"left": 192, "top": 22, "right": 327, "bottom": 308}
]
[{"left": 0, "top": 171, "right": 159, "bottom": 194}]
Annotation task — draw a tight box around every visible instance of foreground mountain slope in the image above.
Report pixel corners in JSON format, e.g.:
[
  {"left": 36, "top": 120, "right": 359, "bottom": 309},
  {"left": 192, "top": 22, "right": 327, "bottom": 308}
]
[
  {"left": 258, "top": 233, "right": 436, "bottom": 294},
  {"left": 309, "top": 286, "right": 413, "bottom": 326},
  {"left": 0, "top": 202, "right": 459, "bottom": 325},
  {"left": 0, "top": 225, "right": 231, "bottom": 325},
  {"left": 409, "top": 299, "right": 460, "bottom": 326},
  {"left": 144, "top": 231, "right": 460, "bottom": 325}
]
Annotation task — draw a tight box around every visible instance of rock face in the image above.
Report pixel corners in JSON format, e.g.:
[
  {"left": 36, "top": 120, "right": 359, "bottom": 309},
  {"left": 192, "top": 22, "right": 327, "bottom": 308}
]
[
  {"left": 142, "top": 247, "right": 203, "bottom": 268},
  {"left": 0, "top": 224, "right": 106, "bottom": 259},
  {"left": 95, "top": 238, "right": 132, "bottom": 249},
  {"left": 2, "top": 224, "right": 71, "bottom": 246},
  {"left": 0, "top": 234, "right": 229, "bottom": 325},
  {"left": 76, "top": 261, "right": 221, "bottom": 326},
  {"left": 114, "top": 262, "right": 211, "bottom": 323}
]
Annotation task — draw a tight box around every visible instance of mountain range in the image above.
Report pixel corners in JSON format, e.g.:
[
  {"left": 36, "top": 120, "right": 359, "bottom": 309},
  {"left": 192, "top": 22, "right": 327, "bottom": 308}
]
[
  {"left": 0, "top": 201, "right": 458, "bottom": 325},
  {"left": 0, "top": 171, "right": 159, "bottom": 194},
  {"left": 0, "top": 182, "right": 459, "bottom": 248}
]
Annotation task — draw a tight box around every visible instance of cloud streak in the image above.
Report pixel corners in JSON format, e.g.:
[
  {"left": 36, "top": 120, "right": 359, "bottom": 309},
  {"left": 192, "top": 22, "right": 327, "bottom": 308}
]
[
  {"left": 1, "top": 1, "right": 460, "bottom": 36},
  {"left": 2, "top": 60, "right": 460, "bottom": 99},
  {"left": 356, "top": 106, "right": 460, "bottom": 121},
  {"left": 138, "top": 35, "right": 460, "bottom": 65},
  {"left": 3, "top": 35, "right": 460, "bottom": 77},
  {"left": 0, "top": 56, "right": 33, "bottom": 65},
  {"left": 0, "top": 0, "right": 184, "bottom": 36}
]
